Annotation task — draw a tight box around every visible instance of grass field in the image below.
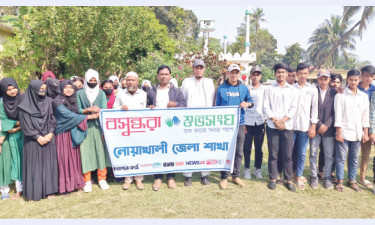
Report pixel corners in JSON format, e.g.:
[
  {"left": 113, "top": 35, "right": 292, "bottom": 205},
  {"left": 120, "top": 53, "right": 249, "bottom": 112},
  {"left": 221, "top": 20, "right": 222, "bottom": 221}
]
[{"left": 1, "top": 144, "right": 375, "bottom": 219}]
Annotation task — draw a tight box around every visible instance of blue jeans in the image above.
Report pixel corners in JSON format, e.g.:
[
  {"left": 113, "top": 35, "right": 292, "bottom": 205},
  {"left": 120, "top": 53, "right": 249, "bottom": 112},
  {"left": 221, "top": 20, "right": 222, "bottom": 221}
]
[
  {"left": 335, "top": 140, "right": 361, "bottom": 180},
  {"left": 294, "top": 131, "right": 309, "bottom": 177}
]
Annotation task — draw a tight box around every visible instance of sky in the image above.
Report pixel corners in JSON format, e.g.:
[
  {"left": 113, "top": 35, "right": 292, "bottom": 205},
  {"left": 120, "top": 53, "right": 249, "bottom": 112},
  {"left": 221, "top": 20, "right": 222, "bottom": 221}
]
[
  {"left": 182, "top": 6, "right": 375, "bottom": 64},
  {"left": 2, "top": 1, "right": 374, "bottom": 64}
]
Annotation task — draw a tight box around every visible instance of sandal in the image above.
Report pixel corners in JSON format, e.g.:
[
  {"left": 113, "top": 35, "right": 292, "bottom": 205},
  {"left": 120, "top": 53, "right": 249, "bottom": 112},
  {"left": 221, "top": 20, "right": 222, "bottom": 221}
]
[
  {"left": 336, "top": 180, "right": 344, "bottom": 192},
  {"left": 331, "top": 175, "right": 337, "bottom": 183},
  {"left": 359, "top": 180, "right": 374, "bottom": 188},
  {"left": 296, "top": 180, "right": 305, "bottom": 190},
  {"left": 348, "top": 180, "right": 363, "bottom": 192}
]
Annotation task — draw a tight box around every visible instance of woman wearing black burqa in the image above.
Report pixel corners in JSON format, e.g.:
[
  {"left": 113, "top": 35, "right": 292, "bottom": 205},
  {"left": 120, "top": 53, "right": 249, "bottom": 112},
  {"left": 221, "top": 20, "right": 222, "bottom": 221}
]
[{"left": 18, "top": 80, "right": 58, "bottom": 201}]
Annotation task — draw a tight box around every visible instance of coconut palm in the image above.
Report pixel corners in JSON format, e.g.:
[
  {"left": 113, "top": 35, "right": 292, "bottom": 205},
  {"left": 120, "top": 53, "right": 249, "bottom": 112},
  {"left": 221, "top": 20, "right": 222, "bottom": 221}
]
[
  {"left": 308, "top": 15, "right": 357, "bottom": 68},
  {"left": 312, "top": 6, "right": 375, "bottom": 70},
  {"left": 251, "top": 8, "right": 267, "bottom": 49}
]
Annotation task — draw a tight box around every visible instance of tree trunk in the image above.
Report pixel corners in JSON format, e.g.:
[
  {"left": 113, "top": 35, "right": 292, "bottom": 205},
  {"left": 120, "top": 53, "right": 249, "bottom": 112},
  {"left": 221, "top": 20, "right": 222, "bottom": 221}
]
[{"left": 312, "top": 20, "right": 360, "bottom": 71}]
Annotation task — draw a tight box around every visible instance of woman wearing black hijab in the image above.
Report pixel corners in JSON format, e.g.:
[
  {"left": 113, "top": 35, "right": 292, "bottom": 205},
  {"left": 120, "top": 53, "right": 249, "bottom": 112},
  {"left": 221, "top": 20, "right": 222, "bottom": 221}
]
[
  {"left": 52, "top": 80, "right": 97, "bottom": 194},
  {"left": 0, "top": 78, "right": 24, "bottom": 200},
  {"left": 18, "top": 80, "right": 58, "bottom": 201},
  {"left": 46, "top": 79, "right": 61, "bottom": 99}
]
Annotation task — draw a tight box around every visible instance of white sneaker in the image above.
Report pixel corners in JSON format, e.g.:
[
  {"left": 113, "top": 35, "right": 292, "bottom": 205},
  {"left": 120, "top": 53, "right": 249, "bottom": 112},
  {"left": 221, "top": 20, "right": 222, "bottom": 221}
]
[
  {"left": 254, "top": 169, "right": 263, "bottom": 179},
  {"left": 83, "top": 181, "right": 92, "bottom": 193},
  {"left": 243, "top": 168, "right": 251, "bottom": 180},
  {"left": 99, "top": 180, "right": 110, "bottom": 190}
]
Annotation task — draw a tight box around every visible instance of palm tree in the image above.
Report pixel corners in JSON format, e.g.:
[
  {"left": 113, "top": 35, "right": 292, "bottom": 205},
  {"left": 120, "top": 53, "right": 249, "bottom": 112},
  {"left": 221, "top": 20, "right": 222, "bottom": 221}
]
[
  {"left": 312, "top": 6, "right": 375, "bottom": 70},
  {"left": 251, "top": 8, "right": 266, "bottom": 50},
  {"left": 308, "top": 15, "right": 357, "bottom": 68}
]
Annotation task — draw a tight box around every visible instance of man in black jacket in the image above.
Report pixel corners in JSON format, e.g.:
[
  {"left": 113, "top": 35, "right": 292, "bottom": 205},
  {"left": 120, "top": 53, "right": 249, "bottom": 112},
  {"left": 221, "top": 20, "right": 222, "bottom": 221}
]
[
  {"left": 147, "top": 65, "right": 186, "bottom": 191},
  {"left": 309, "top": 69, "right": 337, "bottom": 189}
]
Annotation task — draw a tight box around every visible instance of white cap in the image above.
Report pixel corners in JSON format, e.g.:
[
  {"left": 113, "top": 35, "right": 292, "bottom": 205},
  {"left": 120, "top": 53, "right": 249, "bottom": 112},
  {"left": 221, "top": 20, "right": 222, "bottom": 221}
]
[
  {"left": 125, "top": 71, "right": 138, "bottom": 79},
  {"left": 228, "top": 64, "right": 241, "bottom": 72}
]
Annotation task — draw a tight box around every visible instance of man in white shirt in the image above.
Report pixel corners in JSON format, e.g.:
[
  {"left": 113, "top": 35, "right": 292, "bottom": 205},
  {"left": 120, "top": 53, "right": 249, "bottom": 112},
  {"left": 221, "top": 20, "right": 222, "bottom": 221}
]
[
  {"left": 334, "top": 69, "right": 369, "bottom": 192},
  {"left": 243, "top": 66, "right": 265, "bottom": 180},
  {"left": 113, "top": 71, "right": 147, "bottom": 191},
  {"left": 180, "top": 59, "right": 215, "bottom": 186},
  {"left": 263, "top": 63, "right": 297, "bottom": 192},
  {"left": 147, "top": 65, "right": 186, "bottom": 191},
  {"left": 292, "top": 63, "right": 318, "bottom": 191},
  {"left": 309, "top": 69, "right": 337, "bottom": 189}
]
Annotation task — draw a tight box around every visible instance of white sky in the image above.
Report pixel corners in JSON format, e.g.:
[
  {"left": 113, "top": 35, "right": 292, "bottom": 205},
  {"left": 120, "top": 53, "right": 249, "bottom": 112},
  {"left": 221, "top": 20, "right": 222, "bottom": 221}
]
[{"left": 183, "top": 6, "right": 375, "bottom": 64}]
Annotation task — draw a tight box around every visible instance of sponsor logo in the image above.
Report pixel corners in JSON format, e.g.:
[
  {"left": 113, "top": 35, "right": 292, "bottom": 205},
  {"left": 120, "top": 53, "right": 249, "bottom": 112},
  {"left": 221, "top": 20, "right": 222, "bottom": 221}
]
[
  {"left": 186, "top": 161, "right": 206, "bottom": 165},
  {"left": 175, "top": 162, "right": 184, "bottom": 166},
  {"left": 163, "top": 162, "right": 175, "bottom": 167},
  {"left": 226, "top": 160, "right": 231, "bottom": 164},
  {"left": 152, "top": 162, "right": 162, "bottom": 168},
  {"left": 165, "top": 116, "right": 181, "bottom": 127},
  {"left": 206, "top": 159, "right": 218, "bottom": 165},
  {"left": 113, "top": 164, "right": 139, "bottom": 171},
  {"left": 140, "top": 163, "right": 152, "bottom": 168}
]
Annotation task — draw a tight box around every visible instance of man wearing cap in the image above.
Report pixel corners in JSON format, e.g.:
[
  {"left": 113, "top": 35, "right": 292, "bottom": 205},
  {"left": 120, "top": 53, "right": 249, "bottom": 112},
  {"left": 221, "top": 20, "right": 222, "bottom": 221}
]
[
  {"left": 215, "top": 63, "right": 253, "bottom": 189},
  {"left": 243, "top": 66, "right": 266, "bottom": 180},
  {"left": 309, "top": 69, "right": 337, "bottom": 189},
  {"left": 180, "top": 59, "right": 216, "bottom": 186},
  {"left": 113, "top": 71, "right": 147, "bottom": 190},
  {"left": 147, "top": 65, "right": 186, "bottom": 191}
]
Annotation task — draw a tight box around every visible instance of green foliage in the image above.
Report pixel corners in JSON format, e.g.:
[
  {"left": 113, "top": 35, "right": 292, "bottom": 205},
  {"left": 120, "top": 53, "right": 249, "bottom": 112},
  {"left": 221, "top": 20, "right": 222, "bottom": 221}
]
[
  {"left": 0, "top": 6, "right": 175, "bottom": 90},
  {"left": 197, "top": 37, "right": 223, "bottom": 54},
  {"left": 228, "top": 8, "right": 279, "bottom": 68},
  {"left": 282, "top": 43, "right": 307, "bottom": 68},
  {"left": 307, "top": 15, "right": 356, "bottom": 69},
  {"left": 260, "top": 67, "right": 274, "bottom": 83},
  {"left": 150, "top": 6, "right": 199, "bottom": 53}
]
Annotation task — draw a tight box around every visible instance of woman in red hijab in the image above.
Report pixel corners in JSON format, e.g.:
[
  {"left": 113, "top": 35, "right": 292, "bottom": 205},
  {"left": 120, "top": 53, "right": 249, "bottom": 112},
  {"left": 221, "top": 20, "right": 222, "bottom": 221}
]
[{"left": 41, "top": 71, "right": 56, "bottom": 82}]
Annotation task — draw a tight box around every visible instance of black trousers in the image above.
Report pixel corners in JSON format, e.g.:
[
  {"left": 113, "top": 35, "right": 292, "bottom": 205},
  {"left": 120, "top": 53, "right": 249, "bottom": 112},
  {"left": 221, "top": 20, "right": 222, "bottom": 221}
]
[
  {"left": 266, "top": 126, "right": 294, "bottom": 181},
  {"left": 243, "top": 124, "right": 265, "bottom": 169},
  {"left": 221, "top": 126, "right": 245, "bottom": 179},
  {"left": 154, "top": 173, "right": 175, "bottom": 180}
]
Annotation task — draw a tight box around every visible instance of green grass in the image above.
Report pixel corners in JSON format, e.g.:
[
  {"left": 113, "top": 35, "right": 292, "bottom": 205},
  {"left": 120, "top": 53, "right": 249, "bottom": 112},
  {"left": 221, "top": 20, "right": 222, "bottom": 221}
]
[{"left": 1, "top": 144, "right": 375, "bottom": 218}]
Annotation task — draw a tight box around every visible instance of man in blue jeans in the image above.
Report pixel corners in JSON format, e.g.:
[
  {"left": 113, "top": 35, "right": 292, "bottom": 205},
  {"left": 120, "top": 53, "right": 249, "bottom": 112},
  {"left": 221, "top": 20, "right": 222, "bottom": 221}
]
[
  {"left": 292, "top": 63, "right": 318, "bottom": 191},
  {"left": 334, "top": 69, "right": 369, "bottom": 192},
  {"left": 215, "top": 64, "right": 253, "bottom": 189}
]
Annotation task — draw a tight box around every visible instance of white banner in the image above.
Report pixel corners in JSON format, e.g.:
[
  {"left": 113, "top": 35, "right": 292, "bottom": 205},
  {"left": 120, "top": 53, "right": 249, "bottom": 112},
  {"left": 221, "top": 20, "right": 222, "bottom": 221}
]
[{"left": 100, "top": 106, "right": 240, "bottom": 177}]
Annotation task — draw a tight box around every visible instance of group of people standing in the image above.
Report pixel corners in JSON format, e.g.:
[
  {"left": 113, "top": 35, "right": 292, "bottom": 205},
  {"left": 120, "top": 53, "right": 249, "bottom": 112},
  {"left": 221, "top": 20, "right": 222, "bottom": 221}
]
[
  {"left": 0, "top": 59, "right": 374, "bottom": 202},
  {"left": 244, "top": 63, "right": 375, "bottom": 193}
]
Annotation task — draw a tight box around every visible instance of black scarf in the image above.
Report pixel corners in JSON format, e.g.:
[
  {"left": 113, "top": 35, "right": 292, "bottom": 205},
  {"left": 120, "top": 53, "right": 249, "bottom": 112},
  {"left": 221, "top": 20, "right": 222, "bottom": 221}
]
[
  {"left": 46, "top": 79, "right": 61, "bottom": 99},
  {"left": 18, "top": 80, "right": 49, "bottom": 117},
  {"left": 59, "top": 80, "right": 79, "bottom": 114},
  {"left": 0, "top": 77, "right": 23, "bottom": 120}
]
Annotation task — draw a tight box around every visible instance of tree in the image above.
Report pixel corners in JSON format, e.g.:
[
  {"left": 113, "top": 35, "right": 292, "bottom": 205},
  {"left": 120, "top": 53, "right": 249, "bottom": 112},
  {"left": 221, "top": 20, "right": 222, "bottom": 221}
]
[
  {"left": 308, "top": 15, "right": 356, "bottom": 69},
  {"left": 197, "top": 37, "right": 223, "bottom": 54},
  {"left": 312, "top": 6, "right": 375, "bottom": 70},
  {"left": 149, "top": 6, "right": 199, "bottom": 52},
  {"left": 0, "top": 7, "right": 19, "bottom": 16},
  {"left": 251, "top": 8, "right": 266, "bottom": 49},
  {"left": 228, "top": 9, "right": 278, "bottom": 68},
  {"left": 282, "top": 43, "right": 306, "bottom": 67},
  {"left": 0, "top": 6, "right": 175, "bottom": 90}
]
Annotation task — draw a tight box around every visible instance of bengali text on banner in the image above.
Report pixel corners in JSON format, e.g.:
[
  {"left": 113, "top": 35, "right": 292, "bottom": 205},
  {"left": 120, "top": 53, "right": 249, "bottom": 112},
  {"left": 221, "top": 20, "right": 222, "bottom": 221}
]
[{"left": 100, "top": 106, "right": 240, "bottom": 177}]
